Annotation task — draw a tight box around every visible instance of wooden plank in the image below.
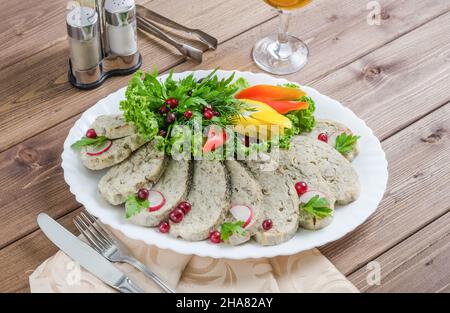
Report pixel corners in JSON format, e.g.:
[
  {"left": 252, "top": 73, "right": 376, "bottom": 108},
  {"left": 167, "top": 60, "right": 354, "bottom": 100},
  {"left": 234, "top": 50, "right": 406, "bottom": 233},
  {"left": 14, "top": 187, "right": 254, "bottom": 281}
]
[
  {"left": 174, "top": 0, "right": 450, "bottom": 83},
  {"left": 320, "top": 103, "right": 450, "bottom": 275},
  {"left": 174, "top": 1, "right": 450, "bottom": 140},
  {"left": 0, "top": 208, "right": 82, "bottom": 293},
  {"left": 1, "top": 2, "right": 449, "bottom": 255},
  {"left": 0, "top": 0, "right": 275, "bottom": 152},
  {"left": 0, "top": 0, "right": 275, "bottom": 248},
  {"left": 348, "top": 212, "right": 450, "bottom": 293},
  {"left": 0, "top": 117, "right": 80, "bottom": 248},
  {"left": 0, "top": 0, "right": 152, "bottom": 71},
  {"left": 2, "top": 104, "right": 449, "bottom": 292}
]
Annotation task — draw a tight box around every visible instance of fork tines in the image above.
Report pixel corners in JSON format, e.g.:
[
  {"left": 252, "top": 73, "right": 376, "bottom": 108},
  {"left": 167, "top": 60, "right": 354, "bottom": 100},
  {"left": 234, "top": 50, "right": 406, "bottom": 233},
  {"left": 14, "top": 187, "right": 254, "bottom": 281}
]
[{"left": 74, "top": 211, "right": 114, "bottom": 252}]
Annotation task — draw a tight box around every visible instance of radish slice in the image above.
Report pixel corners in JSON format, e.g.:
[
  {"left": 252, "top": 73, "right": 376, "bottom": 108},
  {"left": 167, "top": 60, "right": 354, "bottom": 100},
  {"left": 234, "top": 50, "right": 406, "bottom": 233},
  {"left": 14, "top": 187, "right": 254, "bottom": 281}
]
[
  {"left": 299, "top": 190, "right": 330, "bottom": 204},
  {"left": 86, "top": 140, "right": 113, "bottom": 156},
  {"left": 148, "top": 191, "right": 166, "bottom": 212},
  {"left": 230, "top": 205, "right": 253, "bottom": 228}
]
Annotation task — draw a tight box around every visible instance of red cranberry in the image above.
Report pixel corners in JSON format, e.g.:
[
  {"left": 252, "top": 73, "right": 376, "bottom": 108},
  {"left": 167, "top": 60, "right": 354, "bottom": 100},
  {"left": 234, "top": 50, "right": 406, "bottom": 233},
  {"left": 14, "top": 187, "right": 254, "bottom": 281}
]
[
  {"left": 165, "top": 98, "right": 179, "bottom": 109},
  {"left": 262, "top": 219, "right": 273, "bottom": 231},
  {"left": 204, "top": 105, "right": 212, "bottom": 111},
  {"left": 212, "top": 111, "right": 220, "bottom": 117},
  {"left": 86, "top": 129, "right": 97, "bottom": 139},
  {"left": 158, "top": 129, "right": 167, "bottom": 137},
  {"left": 183, "top": 110, "right": 193, "bottom": 120},
  {"left": 137, "top": 188, "right": 149, "bottom": 200},
  {"left": 159, "top": 106, "right": 169, "bottom": 115},
  {"left": 295, "top": 182, "right": 308, "bottom": 196},
  {"left": 203, "top": 110, "right": 214, "bottom": 120},
  {"left": 158, "top": 221, "right": 170, "bottom": 233},
  {"left": 178, "top": 201, "right": 192, "bottom": 214},
  {"left": 209, "top": 230, "right": 221, "bottom": 244},
  {"left": 165, "top": 112, "right": 176, "bottom": 124},
  {"left": 169, "top": 208, "right": 184, "bottom": 223},
  {"left": 318, "top": 133, "right": 328, "bottom": 143}
]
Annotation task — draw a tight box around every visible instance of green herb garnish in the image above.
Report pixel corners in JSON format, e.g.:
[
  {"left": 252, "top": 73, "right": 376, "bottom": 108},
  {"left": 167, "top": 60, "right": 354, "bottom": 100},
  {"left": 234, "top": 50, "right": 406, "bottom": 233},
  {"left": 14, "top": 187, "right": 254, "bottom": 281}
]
[
  {"left": 285, "top": 95, "right": 316, "bottom": 134},
  {"left": 71, "top": 136, "right": 109, "bottom": 150},
  {"left": 335, "top": 133, "right": 360, "bottom": 154},
  {"left": 300, "top": 195, "right": 333, "bottom": 219},
  {"left": 125, "top": 194, "right": 149, "bottom": 219},
  {"left": 220, "top": 221, "right": 247, "bottom": 241},
  {"left": 281, "top": 82, "right": 301, "bottom": 89},
  {"left": 120, "top": 69, "right": 248, "bottom": 156}
]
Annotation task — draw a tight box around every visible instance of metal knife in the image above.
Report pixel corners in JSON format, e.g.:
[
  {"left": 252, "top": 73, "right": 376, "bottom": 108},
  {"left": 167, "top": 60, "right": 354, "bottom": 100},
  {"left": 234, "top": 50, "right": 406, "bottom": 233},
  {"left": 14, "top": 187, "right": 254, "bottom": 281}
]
[{"left": 37, "top": 213, "right": 144, "bottom": 293}]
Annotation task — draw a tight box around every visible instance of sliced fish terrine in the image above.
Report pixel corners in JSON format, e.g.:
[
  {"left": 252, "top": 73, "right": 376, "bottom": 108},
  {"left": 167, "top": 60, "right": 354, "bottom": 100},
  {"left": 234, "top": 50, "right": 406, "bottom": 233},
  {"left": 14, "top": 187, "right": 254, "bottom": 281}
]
[
  {"left": 98, "top": 141, "right": 166, "bottom": 205},
  {"left": 304, "top": 119, "right": 359, "bottom": 161},
  {"left": 223, "top": 160, "right": 263, "bottom": 245},
  {"left": 170, "top": 160, "right": 230, "bottom": 241},
  {"left": 129, "top": 159, "right": 193, "bottom": 227}
]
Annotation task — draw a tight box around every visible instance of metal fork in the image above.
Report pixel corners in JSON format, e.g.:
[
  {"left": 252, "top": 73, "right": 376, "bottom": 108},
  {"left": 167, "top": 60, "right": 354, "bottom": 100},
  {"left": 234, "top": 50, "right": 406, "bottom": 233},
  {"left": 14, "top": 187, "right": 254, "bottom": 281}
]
[{"left": 74, "top": 211, "right": 175, "bottom": 293}]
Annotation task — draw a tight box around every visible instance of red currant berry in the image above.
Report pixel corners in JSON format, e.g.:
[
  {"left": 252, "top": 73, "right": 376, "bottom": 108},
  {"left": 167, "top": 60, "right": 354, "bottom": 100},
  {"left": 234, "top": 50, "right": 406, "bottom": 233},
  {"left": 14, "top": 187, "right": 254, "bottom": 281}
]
[
  {"left": 184, "top": 110, "right": 193, "bottom": 120},
  {"left": 318, "top": 133, "right": 328, "bottom": 143},
  {"left": 137, "top": 188, "right": 149, "bottom": 200},
  {"left": 159, "top": 106, "right": 169, "bottom": 115},
  {"left": 165, "top": 112, "right": 176, "bottom": 124},
  {"left": 295, "top": 182, "right": 308, "bottom": 196},
  {"left": 158, "top": 221, "right": 170, "bottom": 233},
  {"left": 209, "top": 230, "right": 221, "bottom": 244},
  {"left": 262, "top": 219, "right": 273, "bottom": 231},
  {"left": 203, "top": 110, "right": 214, "bottom": 120},
  {"left": 178, "top": 201, "right": 192, "bottom": 214},
  {"left": 165, "top": 98, "right": 179, "bottom": 109},
  {"left": 86, "top": 129, "right": 97, "bottom": 139},
  {"left": 169, "top": 208, "right": 184, "bottom": 223}
]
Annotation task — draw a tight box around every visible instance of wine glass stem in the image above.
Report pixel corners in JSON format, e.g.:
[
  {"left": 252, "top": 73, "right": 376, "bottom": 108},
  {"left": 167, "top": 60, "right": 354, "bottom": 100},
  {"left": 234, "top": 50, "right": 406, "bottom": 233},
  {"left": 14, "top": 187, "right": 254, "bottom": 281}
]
[{"left": 276, "top": 10, "right": 292, "bottom": 59}]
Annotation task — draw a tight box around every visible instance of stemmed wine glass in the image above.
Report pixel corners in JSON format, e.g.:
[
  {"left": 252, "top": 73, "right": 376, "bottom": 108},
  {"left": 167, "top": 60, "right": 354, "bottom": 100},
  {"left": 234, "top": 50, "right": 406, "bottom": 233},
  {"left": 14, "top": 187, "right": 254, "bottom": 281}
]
[{"left": 253, "top": 0, "right": 311, "bottom": 75}]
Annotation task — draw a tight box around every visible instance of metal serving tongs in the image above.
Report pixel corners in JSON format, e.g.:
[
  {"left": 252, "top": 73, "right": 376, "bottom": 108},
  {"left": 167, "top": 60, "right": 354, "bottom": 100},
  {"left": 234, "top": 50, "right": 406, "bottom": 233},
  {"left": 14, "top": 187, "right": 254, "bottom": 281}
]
[
  {"left": 137, "top": 16, "right": 203, "bottom": 63},
  {"left": 136, "top": 4, "right": 218, "bottom": 50}
]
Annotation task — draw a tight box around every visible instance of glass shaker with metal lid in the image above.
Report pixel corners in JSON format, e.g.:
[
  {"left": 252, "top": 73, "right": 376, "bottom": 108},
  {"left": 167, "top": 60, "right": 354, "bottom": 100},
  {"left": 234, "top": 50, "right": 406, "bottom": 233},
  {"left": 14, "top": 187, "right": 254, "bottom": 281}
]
[
  {"left": 104, "top": 0, "right": 138, "bottom": 56},
  {"left": 66, "top": 6, "right": 102, "bottom": 71}
]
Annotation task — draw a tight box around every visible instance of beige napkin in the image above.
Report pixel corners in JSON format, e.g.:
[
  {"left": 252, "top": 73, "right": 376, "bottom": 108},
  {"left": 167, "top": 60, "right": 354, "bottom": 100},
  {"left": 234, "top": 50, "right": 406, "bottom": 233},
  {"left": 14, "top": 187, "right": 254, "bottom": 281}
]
[{"left": 29, "top": 226, "right": 358, "bottom": 293}]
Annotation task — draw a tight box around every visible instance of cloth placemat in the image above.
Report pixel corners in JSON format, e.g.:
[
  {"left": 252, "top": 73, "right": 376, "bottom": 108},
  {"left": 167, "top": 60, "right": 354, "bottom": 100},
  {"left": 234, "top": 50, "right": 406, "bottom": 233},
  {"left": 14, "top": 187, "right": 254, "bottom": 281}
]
[{"left": 29, "top": 225, "right": 358, "bottom": 293}]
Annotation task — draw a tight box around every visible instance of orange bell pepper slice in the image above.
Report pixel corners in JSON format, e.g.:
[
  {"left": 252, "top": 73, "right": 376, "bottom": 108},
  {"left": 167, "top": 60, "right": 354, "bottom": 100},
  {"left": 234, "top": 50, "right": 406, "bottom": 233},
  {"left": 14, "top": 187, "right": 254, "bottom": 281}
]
[
  {"left": 235, "top": 85, "right": 305, "bottom": 101},
  {"left": 256, "top": 100, "right": 309, "bottom": 115},
  {"left": 203, "top": 127, "right": 227, "bottom": 153}
]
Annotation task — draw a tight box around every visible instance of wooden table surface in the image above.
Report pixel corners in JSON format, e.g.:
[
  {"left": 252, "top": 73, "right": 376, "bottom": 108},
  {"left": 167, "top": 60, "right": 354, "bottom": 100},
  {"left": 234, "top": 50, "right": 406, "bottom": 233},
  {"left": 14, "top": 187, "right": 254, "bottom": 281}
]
[{"left": 0, "top": 0, "right": 449, "bottom": 293}]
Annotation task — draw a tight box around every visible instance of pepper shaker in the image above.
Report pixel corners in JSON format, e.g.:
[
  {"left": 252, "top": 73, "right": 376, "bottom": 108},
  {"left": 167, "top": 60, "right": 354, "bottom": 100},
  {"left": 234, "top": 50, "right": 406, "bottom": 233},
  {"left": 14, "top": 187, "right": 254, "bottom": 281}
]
[{"left": 67, "top": 6, "right": 103, "bottom": 86}]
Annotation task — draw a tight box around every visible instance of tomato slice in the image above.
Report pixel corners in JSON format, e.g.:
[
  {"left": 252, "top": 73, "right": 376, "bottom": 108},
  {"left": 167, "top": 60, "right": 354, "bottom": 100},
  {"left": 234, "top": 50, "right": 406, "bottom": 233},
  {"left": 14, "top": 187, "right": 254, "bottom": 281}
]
[{"left": 203, "top": 127, "right": 227, "bottom": 153}]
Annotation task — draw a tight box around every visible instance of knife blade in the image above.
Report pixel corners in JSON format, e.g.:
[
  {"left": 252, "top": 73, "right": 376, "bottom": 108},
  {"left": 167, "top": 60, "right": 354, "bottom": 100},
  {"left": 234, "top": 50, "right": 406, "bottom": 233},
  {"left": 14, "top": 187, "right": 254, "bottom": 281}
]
[{"left": 37, "top": 213, "right": 144, "bottom": 293}]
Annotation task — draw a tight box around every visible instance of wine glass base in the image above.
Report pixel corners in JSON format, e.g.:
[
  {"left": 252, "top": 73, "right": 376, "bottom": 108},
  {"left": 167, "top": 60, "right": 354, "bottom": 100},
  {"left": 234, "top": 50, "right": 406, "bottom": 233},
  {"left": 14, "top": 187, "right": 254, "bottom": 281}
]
[{"left": 252, "top": 34, "right": 309, "bottom": 75}]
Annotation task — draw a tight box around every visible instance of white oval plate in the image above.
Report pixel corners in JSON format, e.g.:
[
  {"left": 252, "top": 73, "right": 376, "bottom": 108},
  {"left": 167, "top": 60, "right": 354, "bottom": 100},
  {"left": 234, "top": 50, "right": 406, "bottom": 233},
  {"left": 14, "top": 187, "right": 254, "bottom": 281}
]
[{"left": 62, "top": 70, "right": 388, "bottom": 259}]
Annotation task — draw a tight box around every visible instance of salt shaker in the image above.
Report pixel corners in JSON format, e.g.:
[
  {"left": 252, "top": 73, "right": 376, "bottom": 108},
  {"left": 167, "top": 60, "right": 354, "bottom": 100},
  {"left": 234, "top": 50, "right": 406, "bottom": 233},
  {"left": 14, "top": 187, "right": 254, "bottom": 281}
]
[
  {"left": 104, "top": 0, "right": 138, "bottom": 56},
  {"left": 66, "top": 7, "right": 102, "bottom": 71}
]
